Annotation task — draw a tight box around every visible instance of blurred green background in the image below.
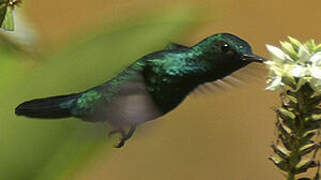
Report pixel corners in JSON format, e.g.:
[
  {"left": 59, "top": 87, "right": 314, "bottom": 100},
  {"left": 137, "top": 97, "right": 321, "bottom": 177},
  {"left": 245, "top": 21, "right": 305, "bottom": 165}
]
[{"left": 0, "top": 0, "right": 320, "bottom": 179}]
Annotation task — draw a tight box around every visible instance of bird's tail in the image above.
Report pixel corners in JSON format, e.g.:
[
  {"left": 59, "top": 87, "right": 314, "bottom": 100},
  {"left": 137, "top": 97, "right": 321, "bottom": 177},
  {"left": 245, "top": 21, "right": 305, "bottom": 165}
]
[{"left": 15, "top": 93, "right": 79, "bottom": 119}]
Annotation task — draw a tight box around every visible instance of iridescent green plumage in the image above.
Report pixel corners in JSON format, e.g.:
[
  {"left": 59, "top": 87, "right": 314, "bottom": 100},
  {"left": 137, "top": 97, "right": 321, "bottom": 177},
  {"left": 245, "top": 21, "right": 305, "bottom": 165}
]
[{"left": 15, "top": 33, "right": 265, "bottom": 147}]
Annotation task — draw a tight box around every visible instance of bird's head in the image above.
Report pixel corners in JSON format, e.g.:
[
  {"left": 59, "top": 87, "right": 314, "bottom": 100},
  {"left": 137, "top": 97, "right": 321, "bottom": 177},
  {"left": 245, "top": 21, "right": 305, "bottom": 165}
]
[
  {"left": 194, "top": 33, "right": 265, "bottom": 64},
  {"left": 192, "top": 33, "right": 265, "bottom": 80}
]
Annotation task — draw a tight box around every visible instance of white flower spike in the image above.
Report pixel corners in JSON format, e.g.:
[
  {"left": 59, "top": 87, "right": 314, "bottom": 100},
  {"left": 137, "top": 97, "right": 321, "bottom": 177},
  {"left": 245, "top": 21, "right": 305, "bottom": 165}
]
[
  {"left": 266, "top": 44, "right": 289, "bottom": 62},
  {"left": 265, "top": 38, "right": 321, "bottom": 91}
]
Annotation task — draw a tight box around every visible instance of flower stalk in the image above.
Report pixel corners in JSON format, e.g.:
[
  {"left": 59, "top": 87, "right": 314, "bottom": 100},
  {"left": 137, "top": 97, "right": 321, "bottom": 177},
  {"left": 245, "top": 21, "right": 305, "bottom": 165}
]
[{"left": 266, "top": 37, "right": 321, "bottom": 180}]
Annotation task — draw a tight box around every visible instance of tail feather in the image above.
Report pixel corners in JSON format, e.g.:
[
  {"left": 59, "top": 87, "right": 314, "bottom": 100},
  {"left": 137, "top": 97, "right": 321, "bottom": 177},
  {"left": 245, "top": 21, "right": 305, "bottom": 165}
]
[{"left": 15, "top": 93, "right": 79, "bottom": 119}]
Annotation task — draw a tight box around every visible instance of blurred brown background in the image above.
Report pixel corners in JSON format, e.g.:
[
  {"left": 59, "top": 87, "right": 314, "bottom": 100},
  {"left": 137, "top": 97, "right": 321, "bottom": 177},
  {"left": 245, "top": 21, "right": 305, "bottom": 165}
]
[{"left": 21, "top": 0, "right": 321, "bottom": 179}]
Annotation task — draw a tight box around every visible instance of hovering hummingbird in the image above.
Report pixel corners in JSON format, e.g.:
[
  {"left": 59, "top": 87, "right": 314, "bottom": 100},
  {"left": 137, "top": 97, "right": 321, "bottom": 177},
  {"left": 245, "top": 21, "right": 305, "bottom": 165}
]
[{"left": 15, "top": 33, "right": 265, "bottom": 148}]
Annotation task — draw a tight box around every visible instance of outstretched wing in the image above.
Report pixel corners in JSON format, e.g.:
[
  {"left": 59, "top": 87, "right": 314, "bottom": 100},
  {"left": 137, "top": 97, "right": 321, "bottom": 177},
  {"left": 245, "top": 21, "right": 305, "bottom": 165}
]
[{"left": 72, "top": 67, "right": 163, "bottom": 127}]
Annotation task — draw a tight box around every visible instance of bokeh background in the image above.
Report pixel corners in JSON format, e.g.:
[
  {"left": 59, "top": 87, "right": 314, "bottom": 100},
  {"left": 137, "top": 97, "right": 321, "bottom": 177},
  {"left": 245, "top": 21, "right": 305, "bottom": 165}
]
[{"left": 0, "top": 0, "right": 320, "bottom": 179}]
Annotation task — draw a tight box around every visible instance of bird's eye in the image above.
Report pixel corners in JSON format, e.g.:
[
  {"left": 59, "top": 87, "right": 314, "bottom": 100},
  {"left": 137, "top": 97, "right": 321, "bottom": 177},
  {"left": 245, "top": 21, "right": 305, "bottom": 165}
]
[{"left": 221, "top": 43, "right": 230, "bottom": 53}]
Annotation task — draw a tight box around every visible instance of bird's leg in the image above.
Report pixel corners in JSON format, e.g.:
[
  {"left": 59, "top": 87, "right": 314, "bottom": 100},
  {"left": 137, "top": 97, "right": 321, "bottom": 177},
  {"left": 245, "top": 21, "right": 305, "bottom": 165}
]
[
  {"left": 108, "top": 128, "right": 125, "bottom": 137},
  {"left": 108, "top": 127, "right": 126, "bottom": 145},
  {"left": 115, "top": 125, "right": 136, "bottom": 148}
]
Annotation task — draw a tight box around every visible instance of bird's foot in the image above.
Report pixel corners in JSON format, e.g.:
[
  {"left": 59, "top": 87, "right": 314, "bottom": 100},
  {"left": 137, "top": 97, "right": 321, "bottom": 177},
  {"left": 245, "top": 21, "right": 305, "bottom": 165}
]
[{"left": 109, "top": 126, "right": 136, "bottom": 148}]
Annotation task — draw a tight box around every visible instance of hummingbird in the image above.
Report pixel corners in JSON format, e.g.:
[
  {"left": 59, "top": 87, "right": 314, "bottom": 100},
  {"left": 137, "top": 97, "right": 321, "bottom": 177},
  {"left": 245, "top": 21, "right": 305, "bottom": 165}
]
[{"left": 15, "top": 33, "right": 265, "bottom": 148}]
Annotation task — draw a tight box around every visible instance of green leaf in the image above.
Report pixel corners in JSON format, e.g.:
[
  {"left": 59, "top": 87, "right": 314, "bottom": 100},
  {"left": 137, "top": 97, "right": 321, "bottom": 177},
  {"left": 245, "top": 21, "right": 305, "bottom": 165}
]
[
  {"left": 314, "top": 44, "right": 321, "bottom": 52},
  {"left": 288, "top": 36, "right": 302, "bottom": 52},
  {"left": 1, "top": 6, "right": 14, "bottom": 31},
  {"left": 269, "top": 155, "right": 289, "bottom": 171},
  {"left": 287, "top": 95, "right": 298, "bottom": 104},
  {"left": 282, "top": 76, "right": 296, "bottom": 90},
  {"left": 271, "top": 144, "right": 290, "bottom": 160},
  {"left": 304, "top": 40, "right": 316, "bottom": 53},
  {"left": 299, "top": 130, "right": 316, "bottom": 147},
  {"left": 299, "top": 143, "right": 319, "bottom": 156},
  {"left": 311, "top": 113, "right": 321, "bottom": 121},
  {"left": 278, "top": 107, "right": 296, "bottom": 120},
  {"left": 280, "top": 41, "right": 298, "bottom": 60},
  {"left": 279, "top": 134, "right": 293, "bottom": 151},
  {"left": 277, "top": 122, "right": 293, "bottom": 139},
  {"left": 0, "top": 3, "right": 7, "bottom": 26},
  {"left": 295, "top": 159, "right": 318, "bottom": 174}
]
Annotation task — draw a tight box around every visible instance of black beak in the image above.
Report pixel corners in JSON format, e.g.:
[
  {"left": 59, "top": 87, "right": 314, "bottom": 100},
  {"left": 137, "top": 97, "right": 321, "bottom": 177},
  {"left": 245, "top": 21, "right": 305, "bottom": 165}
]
[{"left": 242, "top": 54, "right": 266, "bottom": 63}]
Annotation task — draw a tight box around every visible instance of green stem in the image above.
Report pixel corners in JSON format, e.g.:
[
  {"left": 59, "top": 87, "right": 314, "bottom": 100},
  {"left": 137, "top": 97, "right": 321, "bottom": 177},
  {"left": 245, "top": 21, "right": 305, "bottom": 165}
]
[
  {"left": 287, "top": 173, "right": 295, "bottom": 180},
  {"left": 285, "top": 85, "right": 311, "bottom": 180}
]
